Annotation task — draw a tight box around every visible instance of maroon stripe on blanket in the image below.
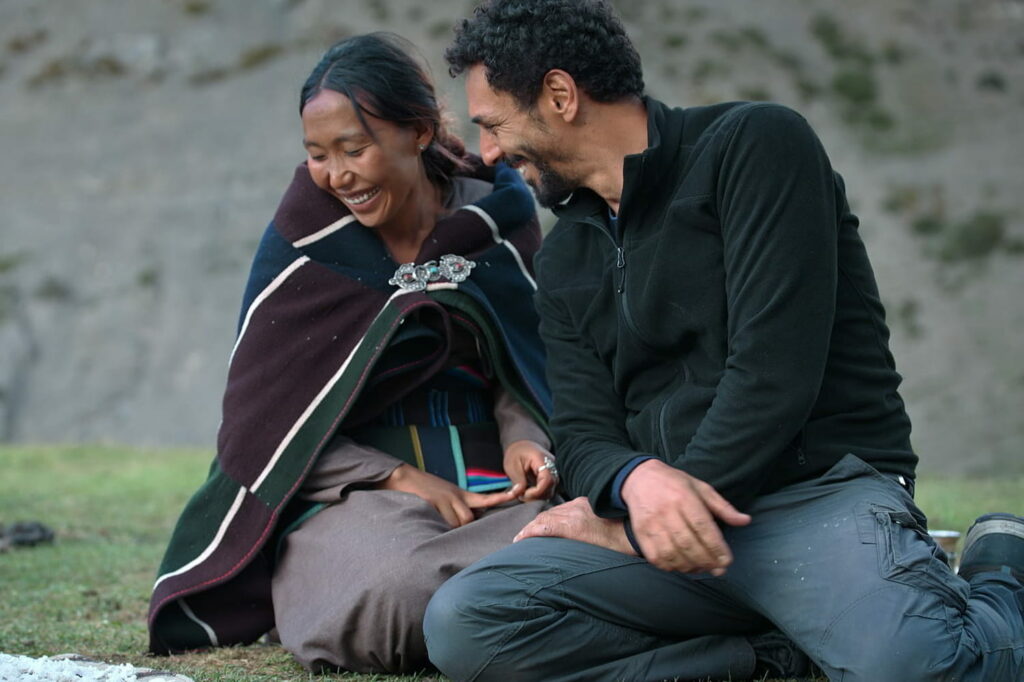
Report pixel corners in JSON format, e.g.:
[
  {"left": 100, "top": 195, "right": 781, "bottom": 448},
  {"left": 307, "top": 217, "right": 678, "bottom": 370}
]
[{"left": 217, "top": 261, "right": 389, "bottom": 487}]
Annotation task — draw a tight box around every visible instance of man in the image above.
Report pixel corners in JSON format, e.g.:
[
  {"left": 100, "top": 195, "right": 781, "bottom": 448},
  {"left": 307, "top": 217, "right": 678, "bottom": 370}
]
[{"left": 423, "top": 1, "right": 1024, "bottom": 680}]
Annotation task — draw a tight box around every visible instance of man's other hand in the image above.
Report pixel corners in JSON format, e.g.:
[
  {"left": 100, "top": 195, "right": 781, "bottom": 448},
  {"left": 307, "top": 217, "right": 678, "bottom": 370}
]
[{"left": 621, "top": 459, "right": 751, "bottom": 575}]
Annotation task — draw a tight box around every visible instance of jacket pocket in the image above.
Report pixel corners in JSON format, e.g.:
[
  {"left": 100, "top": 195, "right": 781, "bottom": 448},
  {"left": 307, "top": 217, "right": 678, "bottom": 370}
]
[{"left": 656, "top": 380, "right": 716, "bottom": 458}]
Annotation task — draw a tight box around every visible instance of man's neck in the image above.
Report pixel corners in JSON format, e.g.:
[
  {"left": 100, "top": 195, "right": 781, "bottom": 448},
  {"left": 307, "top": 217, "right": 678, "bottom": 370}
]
[{"left": 574, "top": 97, "right": 648, "bottom": 214}]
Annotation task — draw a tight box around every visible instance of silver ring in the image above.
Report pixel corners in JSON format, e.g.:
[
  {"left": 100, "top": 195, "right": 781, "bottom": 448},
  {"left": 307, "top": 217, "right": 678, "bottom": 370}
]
[{"left": 538, "top": 456, "right": 559, "bottom": 478}]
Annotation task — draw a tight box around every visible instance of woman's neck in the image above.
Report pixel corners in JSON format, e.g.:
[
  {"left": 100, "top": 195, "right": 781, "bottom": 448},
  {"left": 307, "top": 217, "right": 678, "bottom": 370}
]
[{"left": 378, "top": 175, "right": 447, "bottom": 264}]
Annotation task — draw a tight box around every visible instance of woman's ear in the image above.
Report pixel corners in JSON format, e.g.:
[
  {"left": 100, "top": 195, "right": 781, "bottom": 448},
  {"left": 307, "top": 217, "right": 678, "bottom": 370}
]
[{"left": 414, "top": 125, "right": 434, "bottom": 152}]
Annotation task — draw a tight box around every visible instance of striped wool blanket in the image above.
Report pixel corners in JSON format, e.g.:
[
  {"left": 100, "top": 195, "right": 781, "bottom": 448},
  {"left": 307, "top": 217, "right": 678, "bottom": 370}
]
[{"left": 147, "top": 161, "right": 550, "bottom": 654}]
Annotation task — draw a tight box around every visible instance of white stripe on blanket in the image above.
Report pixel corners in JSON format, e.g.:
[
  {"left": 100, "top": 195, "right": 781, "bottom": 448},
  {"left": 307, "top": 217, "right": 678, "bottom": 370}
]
[
  {"left": 153, "top": 486, "right": 247, "bottom": 590},
  {"left": 292, "top": 215, "right": 357, "bottom": 248},
  {"left": 462, "top": 205, "right": 537, "bottom": 290},
  {"left": 229, "top": 256, "right": 310, "bottom": 365},
  {"left": 179, "top": 598, "right": 219, "bottom": 647}
]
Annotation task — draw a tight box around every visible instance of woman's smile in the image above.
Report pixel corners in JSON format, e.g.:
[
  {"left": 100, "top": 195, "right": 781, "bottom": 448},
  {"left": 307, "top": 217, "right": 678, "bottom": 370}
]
[{"left": 339, "top": 185, "right": 382, "bottom": 208}]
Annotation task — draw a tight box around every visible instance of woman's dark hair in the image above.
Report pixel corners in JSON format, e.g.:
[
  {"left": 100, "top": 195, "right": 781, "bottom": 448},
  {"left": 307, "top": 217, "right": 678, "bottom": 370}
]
[
  {"left": 445, "top": 0, "right": 644, "bottom": 110},
  {"left": 301, "top": 32, "right": 471, "bottom": 191}
]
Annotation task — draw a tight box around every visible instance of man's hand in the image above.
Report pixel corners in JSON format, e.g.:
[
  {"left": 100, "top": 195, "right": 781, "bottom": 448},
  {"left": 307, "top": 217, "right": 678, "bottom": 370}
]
[
  {"left": 503, "top": 439, "right": 558, "bottom": 502},
  {"left": 374, "top": 464, "right": 520, "bottom": 528},
  {"left": 513, "top": 497, "right": 637, "bottom": 555},
  {"left": 621, "top": 459, "right": 751, "bottom": 575}
]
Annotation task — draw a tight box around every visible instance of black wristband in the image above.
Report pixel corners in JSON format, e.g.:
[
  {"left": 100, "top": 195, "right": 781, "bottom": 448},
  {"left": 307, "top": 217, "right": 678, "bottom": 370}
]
[{"left": 623, "top": 518, "right": 645, "bottom": 557}]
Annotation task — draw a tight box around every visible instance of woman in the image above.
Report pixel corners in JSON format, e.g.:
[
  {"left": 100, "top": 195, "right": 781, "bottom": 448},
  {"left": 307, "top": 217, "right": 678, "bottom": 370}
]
[{"left": 148, "top": 33, "right": 555, "bottom": 674}]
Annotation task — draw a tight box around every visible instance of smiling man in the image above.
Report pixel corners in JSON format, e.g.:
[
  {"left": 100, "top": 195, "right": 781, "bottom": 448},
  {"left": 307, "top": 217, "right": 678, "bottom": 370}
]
[
  {"left": 464, "top": 62, "right": 647, "bottom": 212},
  {"left": 422, "top": 1, "right": 1024, "bottom": 681}
]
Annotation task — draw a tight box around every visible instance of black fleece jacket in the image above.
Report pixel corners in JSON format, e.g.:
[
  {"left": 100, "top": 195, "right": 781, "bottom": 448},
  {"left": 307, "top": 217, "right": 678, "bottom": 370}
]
[{"left": 535, "top": 97, "right": 917, "bottom": 514}]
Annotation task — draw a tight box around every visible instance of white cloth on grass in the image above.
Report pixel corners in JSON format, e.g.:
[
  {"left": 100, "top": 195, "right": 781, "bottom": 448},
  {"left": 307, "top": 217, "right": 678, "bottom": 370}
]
[{"left": 0, "top": 653, "right": 192, "bottom": 682}]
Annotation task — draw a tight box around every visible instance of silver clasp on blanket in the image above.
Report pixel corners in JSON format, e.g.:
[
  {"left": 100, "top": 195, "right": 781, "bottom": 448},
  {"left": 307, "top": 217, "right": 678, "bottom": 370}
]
[{"left": 388, "top": 254, "right": 476, "bottom": 292}]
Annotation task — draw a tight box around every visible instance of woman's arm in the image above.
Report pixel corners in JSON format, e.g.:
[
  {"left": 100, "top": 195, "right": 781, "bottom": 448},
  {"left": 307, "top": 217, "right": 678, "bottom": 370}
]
[
  {"left": 495, "top": 386, "right": 557, "bottom": 502},
  {"left": 298, "top": 436, "right": 404, "bottom": 502}
]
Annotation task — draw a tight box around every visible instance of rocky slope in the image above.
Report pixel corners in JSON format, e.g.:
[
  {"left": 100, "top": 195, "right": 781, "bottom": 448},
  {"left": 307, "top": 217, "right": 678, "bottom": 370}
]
[{"left": 1, "top": 0, "right": 1022, "bottom": 475}]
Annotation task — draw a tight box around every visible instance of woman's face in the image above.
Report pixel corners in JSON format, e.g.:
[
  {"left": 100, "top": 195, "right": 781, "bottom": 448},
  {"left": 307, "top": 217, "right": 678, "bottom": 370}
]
[{"left": 301, "top": 89, "right": 431, "bottom": 233}]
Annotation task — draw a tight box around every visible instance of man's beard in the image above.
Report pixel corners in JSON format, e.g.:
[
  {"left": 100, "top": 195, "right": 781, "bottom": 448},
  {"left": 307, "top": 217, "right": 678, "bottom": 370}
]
[
  {"left": 529, "top": 159, "right": 576, "bottom": 208},
  {"left": 513, "top": 143, "right": 576, "bottom": 209}
]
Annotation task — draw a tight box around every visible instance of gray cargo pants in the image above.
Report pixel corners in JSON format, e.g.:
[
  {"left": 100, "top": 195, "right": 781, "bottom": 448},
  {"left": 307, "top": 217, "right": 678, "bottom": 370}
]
[{"left": 424, "top": 455, "right": 1024, "bottom": 681}]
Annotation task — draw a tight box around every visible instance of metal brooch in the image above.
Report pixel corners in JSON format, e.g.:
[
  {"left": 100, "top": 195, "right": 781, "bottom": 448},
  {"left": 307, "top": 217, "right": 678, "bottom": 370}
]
[{"left": 388, "top": 254, "right": 476, "bottom": 291}]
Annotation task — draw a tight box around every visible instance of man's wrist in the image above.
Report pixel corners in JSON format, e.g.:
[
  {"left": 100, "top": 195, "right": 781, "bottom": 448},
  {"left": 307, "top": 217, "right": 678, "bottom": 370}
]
[
  {"left": 610, "top": 455, "right": 657, "bottom": 510},
  {"left": 620, "top": 457, "right": 667, "bottom": 506}
]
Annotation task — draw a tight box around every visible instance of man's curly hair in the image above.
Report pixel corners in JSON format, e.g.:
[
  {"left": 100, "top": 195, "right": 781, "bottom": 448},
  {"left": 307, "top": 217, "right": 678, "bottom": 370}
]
[{"left": 445, "top": 0, "right": 644, "bottom": 109}]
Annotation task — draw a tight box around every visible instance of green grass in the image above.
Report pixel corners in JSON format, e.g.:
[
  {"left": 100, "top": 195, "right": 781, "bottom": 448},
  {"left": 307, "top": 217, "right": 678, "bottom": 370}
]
[
  {"left": 914, "top": 473, "right": 1024, "bottom": 531},
  {"left": 0, "top": 445, "right": 430, "bottom": 681},
  {"left": 0, "top": 445, "right": 1020, "bottom": 681}
]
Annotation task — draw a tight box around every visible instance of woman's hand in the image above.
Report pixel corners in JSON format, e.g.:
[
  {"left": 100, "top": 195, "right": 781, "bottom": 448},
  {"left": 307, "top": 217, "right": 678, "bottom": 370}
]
[
  {"left": 503, "top": 440, "right": 558, "bottom": 502},
  {"left": 373, "top": 464, "right": 519, "bottom": 528}
]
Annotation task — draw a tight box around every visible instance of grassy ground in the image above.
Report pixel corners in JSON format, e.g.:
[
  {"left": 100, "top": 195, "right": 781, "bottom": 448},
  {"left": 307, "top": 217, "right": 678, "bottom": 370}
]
[{"left": 0, "top": 445, "right": 1020, "bottom": 681}]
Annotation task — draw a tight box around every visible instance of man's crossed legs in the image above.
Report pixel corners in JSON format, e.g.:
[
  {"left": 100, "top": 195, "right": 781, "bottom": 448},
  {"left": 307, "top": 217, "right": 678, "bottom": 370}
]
[{"left": 425, "top": 455, "right": 1024, "bottom": 681}]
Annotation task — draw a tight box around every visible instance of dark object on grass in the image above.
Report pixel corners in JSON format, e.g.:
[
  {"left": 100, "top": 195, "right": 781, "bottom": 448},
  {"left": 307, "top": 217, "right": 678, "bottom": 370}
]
[{"left": 0, "top": 521, "right": 56, "bottom": 551}]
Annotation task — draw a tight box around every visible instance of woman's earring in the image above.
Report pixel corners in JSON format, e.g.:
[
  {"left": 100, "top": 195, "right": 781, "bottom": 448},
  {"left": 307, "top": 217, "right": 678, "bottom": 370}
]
[{"left": 418, "top": 143, "right": 427, "bottom": 152}]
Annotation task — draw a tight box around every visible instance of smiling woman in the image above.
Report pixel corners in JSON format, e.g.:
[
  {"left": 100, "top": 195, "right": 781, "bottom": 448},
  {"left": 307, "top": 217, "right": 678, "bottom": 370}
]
[
  {"left": 147, "top": 32, "right": 557, "bottom": 676},
  {"left": 297, "top": 36, "right": 467, "bottom": 263}
]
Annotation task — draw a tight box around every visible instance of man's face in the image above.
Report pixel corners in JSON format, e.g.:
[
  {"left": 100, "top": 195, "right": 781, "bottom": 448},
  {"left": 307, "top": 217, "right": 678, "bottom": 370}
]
[{"left": 465, "top": 64, "right": 578, "bottom": 208}]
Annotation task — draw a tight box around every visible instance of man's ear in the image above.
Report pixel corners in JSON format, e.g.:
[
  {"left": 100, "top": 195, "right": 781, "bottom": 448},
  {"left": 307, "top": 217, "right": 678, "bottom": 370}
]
[{"left": 539, "top": 69, "right": 579, "bottom": 123}]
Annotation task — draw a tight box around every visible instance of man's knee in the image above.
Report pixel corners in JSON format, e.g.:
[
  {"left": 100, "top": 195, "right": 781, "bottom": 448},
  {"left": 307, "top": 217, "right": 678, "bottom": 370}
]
[
  {"left": 423, "top": 575, "right": 464, "bottom": 663},
  {"left": 427, "top": 539, "right": 623, "bottom": 679},
  {"left": 424, "top": 565, "right": 527, "bottom": 681},
  {"left": 425, "top": 571, "right": 492, "bottom": 680}
]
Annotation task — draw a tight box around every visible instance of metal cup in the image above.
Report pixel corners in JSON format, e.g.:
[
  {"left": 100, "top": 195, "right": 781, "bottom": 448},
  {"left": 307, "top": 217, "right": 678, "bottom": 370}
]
[{"left": 929, "top": 529, "right": 961, "bottom": 572}]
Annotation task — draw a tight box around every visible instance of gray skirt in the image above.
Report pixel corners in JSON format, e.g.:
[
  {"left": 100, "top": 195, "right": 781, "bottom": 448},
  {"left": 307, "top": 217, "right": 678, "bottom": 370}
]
[{"left": 272, "top": 489, "right": 550, "bottom": 673}]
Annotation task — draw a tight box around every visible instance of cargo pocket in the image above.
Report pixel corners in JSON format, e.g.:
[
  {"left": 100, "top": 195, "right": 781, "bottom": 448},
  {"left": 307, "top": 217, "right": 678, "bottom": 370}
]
[{"left": 858, "top": 501, "right": 969, "bottom": 612}]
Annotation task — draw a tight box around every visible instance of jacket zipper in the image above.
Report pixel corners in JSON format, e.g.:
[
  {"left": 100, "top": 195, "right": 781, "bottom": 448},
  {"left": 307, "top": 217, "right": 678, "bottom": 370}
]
[
  {"left": 584, "top": 217, "right": 648, "bottom": 345},
  {"left": 583, "top": 216, "right": 625, "bottom": 288}
]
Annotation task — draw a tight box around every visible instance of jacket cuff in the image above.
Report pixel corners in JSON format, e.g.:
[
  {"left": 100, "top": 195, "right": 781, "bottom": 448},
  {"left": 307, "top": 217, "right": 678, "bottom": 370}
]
[
  {"left": 585, "top": 449, "right": 659, "bottom": 519},
  {"left": 623, "top": 517, "right": 645, "bottom": 557},
  {"left": 609, "top": 455, "right": 658, "bottom": 510}
]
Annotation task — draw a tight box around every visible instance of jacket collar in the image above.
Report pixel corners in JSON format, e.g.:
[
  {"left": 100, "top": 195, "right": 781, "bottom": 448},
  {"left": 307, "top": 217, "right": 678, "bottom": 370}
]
[{"left": 552, "top": 96, "right": 684, "bottom": 225}]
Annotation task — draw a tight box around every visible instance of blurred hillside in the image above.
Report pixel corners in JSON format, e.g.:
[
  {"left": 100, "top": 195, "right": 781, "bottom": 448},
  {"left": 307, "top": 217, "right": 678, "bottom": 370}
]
[{"left": 1, "top": 0, "right": 1022, "bottom": 476}]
